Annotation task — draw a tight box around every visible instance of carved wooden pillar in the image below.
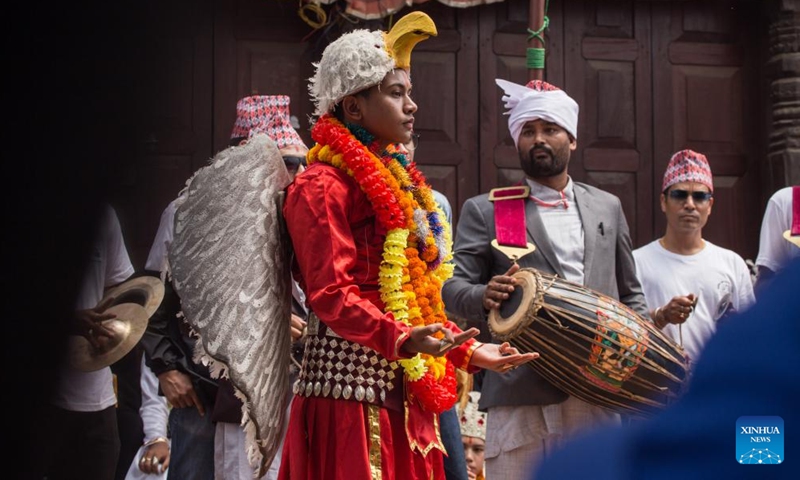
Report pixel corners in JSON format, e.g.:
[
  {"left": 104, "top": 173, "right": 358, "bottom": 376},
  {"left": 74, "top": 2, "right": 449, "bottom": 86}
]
[{"left": 766, "top": 0, "right": 800, "bottom": 188}]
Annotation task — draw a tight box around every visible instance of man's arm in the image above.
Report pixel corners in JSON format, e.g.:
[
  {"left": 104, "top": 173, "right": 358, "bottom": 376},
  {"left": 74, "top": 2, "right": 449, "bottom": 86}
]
[
  {"left": 613, "top": 198, "right": 649, "bottom": 318},
  {"left": 140, "top": 274, "right": 207, "bottom": 415},
  {"left": 755, "top": 191, "right": 791, "bottom": 293},
  {"left": 140, "top": 274, "right": 186, "bottom": 377},
  {"left": 442, "top": 197, "right": 494, "bottom": 322},
  {"left": 734, "top": 255, "right": 757, "bottom": 312},
  {"left": 755, "top": 192, "right": 789, "bottom": 277}
]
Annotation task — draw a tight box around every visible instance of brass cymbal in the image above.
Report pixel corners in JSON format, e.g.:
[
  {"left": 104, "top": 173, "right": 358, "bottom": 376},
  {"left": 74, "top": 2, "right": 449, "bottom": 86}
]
[
  {"left": 68, "top": 303, "right": 149, "bottom": 372},
  {"left": 101, "top": 276, "right": 165, "bottom": 318}
]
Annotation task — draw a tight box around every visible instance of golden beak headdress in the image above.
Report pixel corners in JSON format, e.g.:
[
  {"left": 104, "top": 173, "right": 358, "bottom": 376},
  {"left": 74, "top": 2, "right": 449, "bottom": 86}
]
[{"left": 309, "top": 12, "right": 437, "bottom": 117}]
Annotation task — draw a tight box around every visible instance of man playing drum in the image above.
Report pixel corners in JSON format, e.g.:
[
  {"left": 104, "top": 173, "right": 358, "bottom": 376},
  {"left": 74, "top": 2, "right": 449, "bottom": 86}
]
[
  {"left": 442, "top": 79, "right": 649, "bottom": 479},
  {"left": 633, "top": 150, "right": 755, "bottom": 365}
]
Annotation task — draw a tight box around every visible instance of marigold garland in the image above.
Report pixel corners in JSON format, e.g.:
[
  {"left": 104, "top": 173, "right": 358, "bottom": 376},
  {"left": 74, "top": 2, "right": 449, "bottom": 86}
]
[{"left": 307, "top": 114, "right": 457, "bottom": 413}]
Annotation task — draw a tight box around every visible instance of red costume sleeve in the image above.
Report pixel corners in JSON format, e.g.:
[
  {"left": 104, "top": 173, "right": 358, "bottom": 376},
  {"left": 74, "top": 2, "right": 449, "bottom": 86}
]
[{"left": 284, "top": 165, "right": 412, "bottom": 360}]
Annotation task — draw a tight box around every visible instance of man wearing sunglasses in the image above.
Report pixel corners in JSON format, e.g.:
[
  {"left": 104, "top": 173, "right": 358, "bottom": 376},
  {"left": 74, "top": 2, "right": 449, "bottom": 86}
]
[{"left": 633, "top": 149, "right": 755, "bottom": 365}]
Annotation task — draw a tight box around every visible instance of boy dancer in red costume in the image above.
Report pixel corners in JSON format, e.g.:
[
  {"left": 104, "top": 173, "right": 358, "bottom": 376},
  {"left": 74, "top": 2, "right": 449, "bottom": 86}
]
[{"left": 279, "top": 12, "right": 538, "bottom": 480}]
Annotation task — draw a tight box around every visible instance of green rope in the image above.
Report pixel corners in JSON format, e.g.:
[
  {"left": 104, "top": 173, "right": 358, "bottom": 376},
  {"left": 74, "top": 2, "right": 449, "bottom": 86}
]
[
  {"left": 527, "top": 15, "right": 550, "bottom": 44},
  {"left": 527, "top": 47, "right": 546, "bottom": 69},
  {"left": 526, "top": 0, "right": 550, "bottom": 70}
]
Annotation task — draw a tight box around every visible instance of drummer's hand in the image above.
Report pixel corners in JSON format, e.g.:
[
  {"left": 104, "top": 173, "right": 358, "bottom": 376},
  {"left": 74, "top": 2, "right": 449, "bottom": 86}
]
[
  {"left": 290, "top": 314, "right": 306, "bottom": 341},
  {"left": 401, "top": 324, "right": 480, "bottom": 357},
  {"left": 158, "top": 370, "right": 205, "bottom": 416},
  {"left": 139, "top": 440, "right": 170, "bottom": 474},
  {"left": 74, "top": 296, "right": 117, "bottom": 349},
  {"left": 657, "top": 294, "right": 696, "bottom": 326},
  {"left": 483, "top": 263, "right": 520, "bottom": 310},
  {"left": 469, "top": 341, "right": 538, "bottom": 373}
]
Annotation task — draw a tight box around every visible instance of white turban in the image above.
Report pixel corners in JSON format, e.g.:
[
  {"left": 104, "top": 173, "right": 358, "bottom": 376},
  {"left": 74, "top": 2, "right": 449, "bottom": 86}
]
[{"left": 496, "top": 79, "right": 579, "bottom": 148}]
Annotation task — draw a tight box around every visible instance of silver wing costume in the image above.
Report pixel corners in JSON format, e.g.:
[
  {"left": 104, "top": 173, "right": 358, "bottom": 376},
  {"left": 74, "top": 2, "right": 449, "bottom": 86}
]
[{"left": 169, "top": 134, "right": 293, "bottom": 473}]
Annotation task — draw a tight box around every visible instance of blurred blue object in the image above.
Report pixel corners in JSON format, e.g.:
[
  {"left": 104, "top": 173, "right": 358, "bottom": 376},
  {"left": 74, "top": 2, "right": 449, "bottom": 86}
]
[{"left": 533, "top": 258, "right": 800, "bottom": 480}]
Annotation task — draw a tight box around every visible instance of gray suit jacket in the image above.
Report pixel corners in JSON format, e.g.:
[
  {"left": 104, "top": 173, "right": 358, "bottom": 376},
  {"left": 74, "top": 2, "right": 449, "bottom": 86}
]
[{"left": 442, "top": 181, "right": 649, "bottom": 410}]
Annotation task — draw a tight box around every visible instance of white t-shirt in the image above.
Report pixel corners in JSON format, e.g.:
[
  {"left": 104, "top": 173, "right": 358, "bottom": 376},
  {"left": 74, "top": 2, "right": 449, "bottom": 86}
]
[
  {"left": 125, "top": 357, "right": 170, "bottom": 480},
  {"left": 756, "top": 186, "right": 800, "bottom": 273},
  {"left": 139, "top": 355, "right": 168, "bottom": 442},
  {"left": 633, "top": 240, "right": 755, "bottom": 364},
  {"left": 145, "top": 200, "right": 178, "bottom": 272},
  {"left": 53, "top": 206, "right": 135, "bottom": 411}
]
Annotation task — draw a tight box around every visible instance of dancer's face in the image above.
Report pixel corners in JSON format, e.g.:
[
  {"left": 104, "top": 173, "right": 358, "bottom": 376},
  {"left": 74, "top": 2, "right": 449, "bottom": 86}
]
[{"left": 346, "top": 69, "right": 417, "bottom": 148}]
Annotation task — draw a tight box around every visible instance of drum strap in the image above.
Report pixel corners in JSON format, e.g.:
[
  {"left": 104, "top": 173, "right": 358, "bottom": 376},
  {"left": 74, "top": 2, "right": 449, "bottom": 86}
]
[
  {"left": 488, "top": 186, "right": 538, "bottom": 262},
  {"left": 488, "top": 186, "right": 530, "bottom": 248},
  {"left": 792, "top": 186, "right": 799, "bottom": 237}
]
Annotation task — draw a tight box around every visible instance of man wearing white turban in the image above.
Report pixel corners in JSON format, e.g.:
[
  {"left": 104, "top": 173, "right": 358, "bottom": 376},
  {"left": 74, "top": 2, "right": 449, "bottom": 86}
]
[{"left": 443, "top": 79, "right": 649, "bottom": 479}]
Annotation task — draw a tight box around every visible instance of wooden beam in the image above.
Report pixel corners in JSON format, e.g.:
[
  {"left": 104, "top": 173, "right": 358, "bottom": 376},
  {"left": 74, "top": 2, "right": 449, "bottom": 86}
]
[{"left": 529, "top": 0, "right": 546, "bottom": 81}]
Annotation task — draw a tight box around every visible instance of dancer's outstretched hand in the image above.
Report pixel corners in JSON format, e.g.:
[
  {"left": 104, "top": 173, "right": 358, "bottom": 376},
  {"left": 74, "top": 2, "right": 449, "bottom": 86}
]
[
  {"left": 470, "top": 342, "right": 538, "bottom": 373},
  {"left": 401, "top": 324, "right": 480, "bottom": 357}
]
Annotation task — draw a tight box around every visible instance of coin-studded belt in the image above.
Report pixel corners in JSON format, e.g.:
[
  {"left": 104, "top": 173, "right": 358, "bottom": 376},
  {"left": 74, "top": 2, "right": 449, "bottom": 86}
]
[{"left": 293, "top": 312, "right": 402, "bottom": 408}]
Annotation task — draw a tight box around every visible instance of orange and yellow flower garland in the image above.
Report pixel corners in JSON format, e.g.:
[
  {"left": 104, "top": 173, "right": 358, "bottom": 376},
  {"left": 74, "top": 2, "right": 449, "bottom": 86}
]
[{"left": 307, "top": 114, "right": 457, "bottom": 413}]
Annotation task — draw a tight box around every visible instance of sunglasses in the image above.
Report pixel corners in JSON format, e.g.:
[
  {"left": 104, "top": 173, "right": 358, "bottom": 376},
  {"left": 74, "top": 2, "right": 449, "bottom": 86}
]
[
  {"left": 667, "top": 189, "right": 713, "bottom": 203},
  {"left": 282, "top": 155, "right": 307, "bottom": 172}
]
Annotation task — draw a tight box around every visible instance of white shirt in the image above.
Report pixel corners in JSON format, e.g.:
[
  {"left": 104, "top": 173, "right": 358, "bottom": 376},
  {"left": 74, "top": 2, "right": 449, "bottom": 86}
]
[
  {"left": 145, "top": 200, "right": 178, "bottom": 272},
  {"left": 633, "top": 240, "right": 755, "bottom": 364},
  {"left": 756, "top": 186, "right": 800, "bottom": 273},
  {"left": 139, "top": 355, "right": 168, "bottom": 442},
  {"left": 526, "top": 177, "right": 585, "bottom": 284},
  {"left": 124, "top": 356, "right": 170, "bottom": 480},
  {"left": 53, "top": 206, "right": 135, "bottom": 411}
]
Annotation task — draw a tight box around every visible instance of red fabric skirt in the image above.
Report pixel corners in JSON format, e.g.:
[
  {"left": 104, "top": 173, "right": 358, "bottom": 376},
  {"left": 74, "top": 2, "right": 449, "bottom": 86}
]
[{"left": 278, "top": 396, "right": 444, "bottom": 480}]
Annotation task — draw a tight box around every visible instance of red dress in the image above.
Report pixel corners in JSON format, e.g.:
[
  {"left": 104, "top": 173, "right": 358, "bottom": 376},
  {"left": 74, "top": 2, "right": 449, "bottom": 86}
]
[{"left": 279, "top": 163, "right": 478, "bottom": 480}]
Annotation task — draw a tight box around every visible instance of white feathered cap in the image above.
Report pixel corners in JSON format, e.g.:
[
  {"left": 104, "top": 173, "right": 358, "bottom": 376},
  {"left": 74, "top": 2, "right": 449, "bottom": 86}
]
[{"left": 309, "top": 12, "right": 438, "bottom": 117}]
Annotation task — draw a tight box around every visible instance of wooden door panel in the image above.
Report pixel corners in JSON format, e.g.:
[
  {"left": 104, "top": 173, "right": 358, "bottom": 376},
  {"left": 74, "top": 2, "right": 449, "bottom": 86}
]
[
  {"left": 214, "top": 0, "right": 315, "bottom": 153},
  {"left": 564, "top": 1, "right": 652, "bottom": 247},
  {"left": 412, "top": 52, "right": 458, "bottom": 146},
  {"left": 673, "top": 66, "right": 746, "bottom": 163},
  {"left": 117, "top": 0, "right": 213, "bottom": 268},
  {"left": 653, "top": 0, "right": 761, "bottom": 259},
  {"left": 408, "top": 3, "right": 480, "bottom": 223}
]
